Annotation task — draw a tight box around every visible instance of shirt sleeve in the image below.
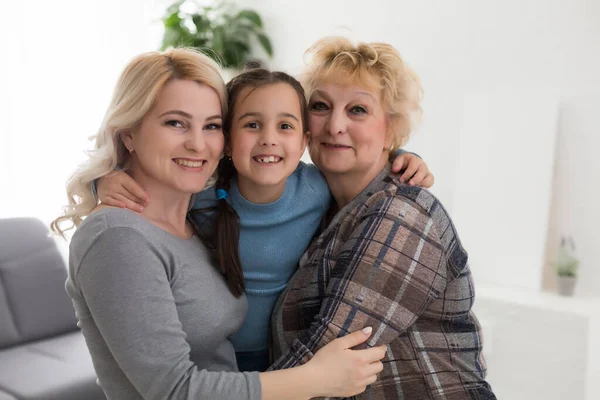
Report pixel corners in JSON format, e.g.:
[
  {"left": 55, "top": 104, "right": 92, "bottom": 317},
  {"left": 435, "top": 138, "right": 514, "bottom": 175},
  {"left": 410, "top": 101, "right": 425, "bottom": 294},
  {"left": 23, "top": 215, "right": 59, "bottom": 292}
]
[
  {"left": 269, "top": 191, "right": 447, "bottom": 369},
  {"left": 74, "top": 227, "right": 261, "bottom": 400},
  {"left": 191, "top": 186, "right": 218, "bottom": 210}
]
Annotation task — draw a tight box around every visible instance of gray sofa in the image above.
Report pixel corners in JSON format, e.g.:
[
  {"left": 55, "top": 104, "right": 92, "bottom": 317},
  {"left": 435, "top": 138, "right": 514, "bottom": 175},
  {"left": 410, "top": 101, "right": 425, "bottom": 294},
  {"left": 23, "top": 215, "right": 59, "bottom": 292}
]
[{"left": 0, "top": 218, "right": 105, "bottom": 399}]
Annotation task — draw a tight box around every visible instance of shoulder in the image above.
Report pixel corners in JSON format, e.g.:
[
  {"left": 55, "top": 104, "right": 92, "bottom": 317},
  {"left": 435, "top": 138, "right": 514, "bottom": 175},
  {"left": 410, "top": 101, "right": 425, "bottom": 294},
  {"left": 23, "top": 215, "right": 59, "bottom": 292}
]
[
  {"left": 361, "top": 172, "right": 468, "bottom": 273},
  {"left": 360, "top": 173, "right": 451, "bottom": 243},
  {"left": 69, "top": 208, "right": 157, "bottom": 273},
  {"left": 291, "top": 162, "right": 330, "bottom": 207},
  {"left": 192, "top": 186, "right": 217, "bottom": 210}
]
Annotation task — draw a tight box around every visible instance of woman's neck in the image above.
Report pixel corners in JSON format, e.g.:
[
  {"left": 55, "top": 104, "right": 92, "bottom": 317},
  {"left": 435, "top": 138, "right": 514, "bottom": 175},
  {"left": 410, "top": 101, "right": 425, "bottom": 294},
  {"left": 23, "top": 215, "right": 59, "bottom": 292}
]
[
  {"left": 324, "top": 156, "right": 388, "bottom": 210},
  {"left": 129, "top": 167, "right": 193, "bottom": 239}
]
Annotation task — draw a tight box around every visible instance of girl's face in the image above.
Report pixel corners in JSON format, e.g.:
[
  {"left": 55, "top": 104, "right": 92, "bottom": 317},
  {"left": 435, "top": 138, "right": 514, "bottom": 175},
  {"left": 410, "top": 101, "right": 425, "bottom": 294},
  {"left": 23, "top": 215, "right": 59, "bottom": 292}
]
[
  {"left": 308, "top": 83, "right": 390, "bottom": 179},
  {"left": 123, "top": 79, "right": 224, "bottom": 195},
  {"left": 229, "top": 83, "right": 308, "bottom": 203}
]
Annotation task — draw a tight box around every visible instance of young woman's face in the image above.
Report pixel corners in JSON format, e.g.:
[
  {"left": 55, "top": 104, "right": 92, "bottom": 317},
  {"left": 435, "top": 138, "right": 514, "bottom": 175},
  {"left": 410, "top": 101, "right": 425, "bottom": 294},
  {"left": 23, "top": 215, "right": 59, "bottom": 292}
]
[
  {"left": 229, "top": 82, "right": 308, "bottom": 202},
  {"left": 308, "top": 83, "right": 390, "bottom": 178},
  {"left": 123, "top": 79, "right": 224, "bottom": 195}
]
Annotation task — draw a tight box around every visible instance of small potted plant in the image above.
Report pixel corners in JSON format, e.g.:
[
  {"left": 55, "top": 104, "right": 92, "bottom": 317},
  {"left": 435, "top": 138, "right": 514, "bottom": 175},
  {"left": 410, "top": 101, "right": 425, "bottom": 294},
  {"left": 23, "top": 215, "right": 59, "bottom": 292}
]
[
  {"left": 554, "top": 235, "right": 580, "bottom": 296},
  {"left": 160, "top": 0, "right": 273, "bottom": 77}
]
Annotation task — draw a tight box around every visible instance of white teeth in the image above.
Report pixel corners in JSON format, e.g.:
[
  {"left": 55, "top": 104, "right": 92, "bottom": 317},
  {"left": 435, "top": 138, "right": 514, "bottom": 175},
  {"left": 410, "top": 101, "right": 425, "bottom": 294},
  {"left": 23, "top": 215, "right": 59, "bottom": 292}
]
[
  {"left": 175, "top": 159, "right": 204, "bottom": 167},
  {"left": 255, "top": 156, "right": 281, "bottom": 163}
]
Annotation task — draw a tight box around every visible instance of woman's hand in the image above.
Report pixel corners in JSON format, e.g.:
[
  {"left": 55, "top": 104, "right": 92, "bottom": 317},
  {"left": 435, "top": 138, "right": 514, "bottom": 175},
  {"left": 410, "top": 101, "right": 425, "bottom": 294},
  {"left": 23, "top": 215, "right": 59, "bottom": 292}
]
[
  {"left": 304, "top": 327, "right": 386, "bottom": 398},
  {"left": 97, "top": 170, "right": 149, "bottom": 213},
  {"left": 391, "top": 152, "right": 435, "bottom": 188}
]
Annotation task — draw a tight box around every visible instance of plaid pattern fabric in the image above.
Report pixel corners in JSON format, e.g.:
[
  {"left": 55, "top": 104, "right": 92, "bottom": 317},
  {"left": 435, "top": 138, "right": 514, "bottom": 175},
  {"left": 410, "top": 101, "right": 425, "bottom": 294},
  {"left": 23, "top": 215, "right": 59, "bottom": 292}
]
[{"left": 270, "top": 166, "right": 495, "bottom": 399}]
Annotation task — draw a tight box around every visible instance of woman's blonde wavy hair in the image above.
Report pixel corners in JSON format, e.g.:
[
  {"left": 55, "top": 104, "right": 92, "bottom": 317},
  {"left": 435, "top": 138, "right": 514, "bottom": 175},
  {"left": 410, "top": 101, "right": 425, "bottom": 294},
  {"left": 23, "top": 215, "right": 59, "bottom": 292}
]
[
  {"left": 51, "top": 48, "right": 226, "bottom": 236},
  {"left": 301, "top": 37, "right": 423, "bottom": 151}
]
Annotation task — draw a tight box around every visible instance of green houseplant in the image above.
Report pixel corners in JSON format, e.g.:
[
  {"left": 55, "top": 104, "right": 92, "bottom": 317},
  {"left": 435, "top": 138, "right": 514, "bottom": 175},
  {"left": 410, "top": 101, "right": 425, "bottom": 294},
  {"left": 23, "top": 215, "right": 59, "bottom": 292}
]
[
  {"left": 554, "top": 235, "right": 580, "bottom": 296},
  {"left": 160, "top": 0, "right": 273, "bottom": 71}
]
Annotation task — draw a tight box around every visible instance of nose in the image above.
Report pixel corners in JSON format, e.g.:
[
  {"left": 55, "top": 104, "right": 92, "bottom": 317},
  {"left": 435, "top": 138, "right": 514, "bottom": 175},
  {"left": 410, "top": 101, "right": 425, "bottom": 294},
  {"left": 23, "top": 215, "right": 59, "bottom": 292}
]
[
  {"left": 326, "top": 108, "right": 348, "bottom": 136},
  {"left": 185, "top": 127, "right": 206, "bottom": 152},
  {"left": 259, "top": 125, "right": 278, "bottom": 146}
]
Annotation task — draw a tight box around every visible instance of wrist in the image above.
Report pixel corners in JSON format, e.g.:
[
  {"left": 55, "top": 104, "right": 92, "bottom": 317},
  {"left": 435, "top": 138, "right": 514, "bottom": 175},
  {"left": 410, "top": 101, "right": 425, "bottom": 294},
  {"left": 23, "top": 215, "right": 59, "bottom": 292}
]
[{"left": 298, "top": 361, "right": 324, "bottom": 398}]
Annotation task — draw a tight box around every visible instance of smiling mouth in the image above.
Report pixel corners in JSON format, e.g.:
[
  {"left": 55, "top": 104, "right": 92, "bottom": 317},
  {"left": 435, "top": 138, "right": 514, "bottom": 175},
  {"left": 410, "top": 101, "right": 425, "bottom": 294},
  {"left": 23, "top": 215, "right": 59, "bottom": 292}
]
[
  {"left": 174, "top": 159, "right": 206, "bottom": 168},
  {"left": 253, "top": 155, "right": 282, "bottom": 164},
  {"left": 322, "top": 143, "right": 351, "bottom": 149}
]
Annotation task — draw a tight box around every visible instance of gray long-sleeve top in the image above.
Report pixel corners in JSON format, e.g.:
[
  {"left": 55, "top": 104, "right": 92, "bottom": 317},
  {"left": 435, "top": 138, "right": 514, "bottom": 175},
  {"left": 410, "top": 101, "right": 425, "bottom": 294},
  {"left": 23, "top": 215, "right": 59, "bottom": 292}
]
[{"left": 66, "top": 208, "right": 261, "bottom": 399}]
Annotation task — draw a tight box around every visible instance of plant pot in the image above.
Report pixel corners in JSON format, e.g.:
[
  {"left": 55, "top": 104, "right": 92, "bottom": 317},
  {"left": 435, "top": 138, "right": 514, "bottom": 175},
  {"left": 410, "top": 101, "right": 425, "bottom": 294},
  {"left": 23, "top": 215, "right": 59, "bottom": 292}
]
[{"left": 556, "top": 276, "right": 577, "bottom": 296}]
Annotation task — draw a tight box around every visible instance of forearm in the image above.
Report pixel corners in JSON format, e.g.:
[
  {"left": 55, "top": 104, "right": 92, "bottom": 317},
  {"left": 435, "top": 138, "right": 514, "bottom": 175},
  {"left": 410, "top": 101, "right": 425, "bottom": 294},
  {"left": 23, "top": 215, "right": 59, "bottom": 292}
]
[{"left": 259, "top": 365, "right": 318, "bottom": 400}]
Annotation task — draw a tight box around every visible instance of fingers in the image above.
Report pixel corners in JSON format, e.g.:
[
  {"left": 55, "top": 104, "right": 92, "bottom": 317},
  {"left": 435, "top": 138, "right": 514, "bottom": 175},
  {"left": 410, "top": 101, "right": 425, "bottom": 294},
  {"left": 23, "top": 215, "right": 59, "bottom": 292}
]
[
  {"left": 356, "top": 344, "right": 387, "bottom": 363},
  {"left": 122, "top": 178, "right": 150, "bottom": 205},
  {"left": 113, "top": 194, "right": 145, "bottom": 213},
  {"left": 391, "top": 154, "right": 408, "bottom": 173},
  {"left": 336, "top": 327, "right": 373, "bottom": 349},
  {"left": 420, "top": 173, "right": 435, "bottom": 188},
  {"left": 399, "top": 160, "right": 420, "bottom": 183},
  {"left": 408, "top": 166, "right": 428, "bottom": 186},
  {"left": 102, "top": 196, "right": 126, "bottom": 209}
]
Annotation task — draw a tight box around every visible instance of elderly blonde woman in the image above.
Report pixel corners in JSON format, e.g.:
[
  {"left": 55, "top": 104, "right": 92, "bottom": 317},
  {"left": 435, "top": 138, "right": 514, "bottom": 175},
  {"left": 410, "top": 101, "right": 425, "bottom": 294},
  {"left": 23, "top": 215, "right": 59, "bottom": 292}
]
[
  {"left": 269, "top": 37, "right": 496, "bottom": 399},
  {"left": 51, "top": 48, "right": 386, "bottom": 400}
]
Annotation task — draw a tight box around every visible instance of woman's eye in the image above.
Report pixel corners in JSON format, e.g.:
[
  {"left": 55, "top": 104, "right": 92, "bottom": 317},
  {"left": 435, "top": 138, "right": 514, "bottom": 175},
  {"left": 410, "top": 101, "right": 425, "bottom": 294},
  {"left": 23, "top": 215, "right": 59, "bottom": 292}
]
[
  {"left": 165, "top": 119, "right": 184, "bottom": 128},
  {"left": 310, "top": 101, "right": 329, "bottom": 111},
  {"left": 244, "top": 122, "right": 259, "bottom": 129},
  {"left": 350, "top": 106, "right": 367, "bottom": 114},
  {"left": 205, "top": 123, "right": 222, "bottom": 130},
  {"left": 280, "top": 123, "right": 293, "bottom": 130}
]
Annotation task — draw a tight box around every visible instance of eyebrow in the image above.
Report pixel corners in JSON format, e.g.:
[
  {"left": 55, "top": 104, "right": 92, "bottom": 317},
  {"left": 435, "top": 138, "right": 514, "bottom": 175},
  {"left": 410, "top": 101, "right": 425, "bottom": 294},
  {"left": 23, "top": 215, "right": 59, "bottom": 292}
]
[
  {"left": 159, "top": 110, "right": 222, "bottom": 120},
  {"left": 313, "top": 89, "right": 378, "bottom": 103},
  {"left": 238, "top": 111, "right": 300, "bottom": 122}
]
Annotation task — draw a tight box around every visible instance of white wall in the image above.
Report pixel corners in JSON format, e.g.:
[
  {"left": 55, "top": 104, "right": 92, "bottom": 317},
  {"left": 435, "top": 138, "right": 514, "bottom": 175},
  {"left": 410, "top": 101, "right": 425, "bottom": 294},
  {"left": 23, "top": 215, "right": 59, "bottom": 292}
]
[
  {"left": 0, "top": 0, "right": 165, "bottom": 225},
  {"left": 235, "top": 0, "right": 600, "bottom": 297}
]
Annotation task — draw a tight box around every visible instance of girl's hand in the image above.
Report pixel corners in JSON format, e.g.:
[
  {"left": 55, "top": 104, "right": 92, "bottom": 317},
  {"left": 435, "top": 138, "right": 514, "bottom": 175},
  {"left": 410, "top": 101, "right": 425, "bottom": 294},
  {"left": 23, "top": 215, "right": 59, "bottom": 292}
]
[
  {"left": 392, "top": 152, "right": 435, "bottom": 188},
  {"left": 97, "top": 170, "right": 149, "bottom": 213},
  {"left": 305, "top": 327, "right": 386, "bottom": 398}
]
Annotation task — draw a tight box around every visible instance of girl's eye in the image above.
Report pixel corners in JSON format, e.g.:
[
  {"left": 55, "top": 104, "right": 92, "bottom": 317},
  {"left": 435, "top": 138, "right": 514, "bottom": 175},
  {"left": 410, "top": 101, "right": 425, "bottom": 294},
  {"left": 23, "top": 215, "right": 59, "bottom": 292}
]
[
  {"left": 350, "top": 105, "right": 367, "bottom": 114},
  {"left": 310, "top": 101, "right": 329, "bottom": 111},
  {"left": 165, "top": 119, "right": 184, "bottom": 128},
  {"left": 244, "top": 122, "right": 259, "bottom": 129},
  {"left": 280, "top": 123, "right": 293, "bottom": 130},
  {"left": 205, "top": 123, "right": 222, "bottom": 130}
]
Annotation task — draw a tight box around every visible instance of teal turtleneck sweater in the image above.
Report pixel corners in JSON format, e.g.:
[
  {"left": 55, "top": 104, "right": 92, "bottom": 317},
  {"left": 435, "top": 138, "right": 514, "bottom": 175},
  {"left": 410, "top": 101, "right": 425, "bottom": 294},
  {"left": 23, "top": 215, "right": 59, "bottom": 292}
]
[{"left": 192, "top": 162, "right": 330, "bottom": 370}]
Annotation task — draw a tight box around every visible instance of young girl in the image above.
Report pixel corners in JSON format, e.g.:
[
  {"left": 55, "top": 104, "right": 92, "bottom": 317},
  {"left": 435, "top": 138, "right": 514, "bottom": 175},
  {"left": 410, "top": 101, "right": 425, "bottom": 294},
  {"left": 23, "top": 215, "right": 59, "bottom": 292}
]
[{"left": 97, "top": 68, "right": 434, "bottom": 372}]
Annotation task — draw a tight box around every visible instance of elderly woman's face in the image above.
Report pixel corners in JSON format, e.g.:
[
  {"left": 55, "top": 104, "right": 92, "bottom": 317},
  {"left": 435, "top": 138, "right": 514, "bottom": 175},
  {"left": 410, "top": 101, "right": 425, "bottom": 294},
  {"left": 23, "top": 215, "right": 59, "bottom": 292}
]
[
  {"left": 308, "top": 83, "right": 390, "bottom": 177},
  {"left": 124, "top": 79, "right": 224, "bottom": 195}
]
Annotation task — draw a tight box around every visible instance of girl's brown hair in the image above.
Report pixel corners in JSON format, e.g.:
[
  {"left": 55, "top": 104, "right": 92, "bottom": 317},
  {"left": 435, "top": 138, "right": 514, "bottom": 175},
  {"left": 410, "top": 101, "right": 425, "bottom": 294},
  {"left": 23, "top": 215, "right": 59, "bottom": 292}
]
[{"left": 196, "top": 68, "right": 309, "bottom": 298}]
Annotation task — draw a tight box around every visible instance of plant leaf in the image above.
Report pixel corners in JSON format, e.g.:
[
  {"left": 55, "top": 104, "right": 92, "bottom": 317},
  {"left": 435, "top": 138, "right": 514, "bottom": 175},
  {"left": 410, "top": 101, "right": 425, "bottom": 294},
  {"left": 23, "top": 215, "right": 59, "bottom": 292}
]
[
  {"left": 192, "top": 14, "right": 211, "bottom": 34},
  {"left": 164, "top": 12, "right": 182, "bottom": 29},
  {"left": 237, "top": 10, "right": 262, "bottom": 28},
  {"left": 256, "top": 32, "right": 273, "bottom": 57},
  {"left": 211, "top": 25, "right": 226, "bottom": 57}
]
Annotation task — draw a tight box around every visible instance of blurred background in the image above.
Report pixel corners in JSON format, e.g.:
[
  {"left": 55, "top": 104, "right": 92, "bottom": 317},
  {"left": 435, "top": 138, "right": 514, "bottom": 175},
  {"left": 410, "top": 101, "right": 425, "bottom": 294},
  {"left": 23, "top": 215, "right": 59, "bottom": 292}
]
[{"left": 0, "top": 0, "right": 598, "bottom": 399}]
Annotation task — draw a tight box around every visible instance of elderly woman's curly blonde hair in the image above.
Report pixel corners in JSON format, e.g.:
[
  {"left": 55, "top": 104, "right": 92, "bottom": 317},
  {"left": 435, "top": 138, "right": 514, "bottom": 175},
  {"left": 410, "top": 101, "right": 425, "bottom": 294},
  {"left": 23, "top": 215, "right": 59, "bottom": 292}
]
[{"left": 301, "top": 37, "right": 423, "bottom": 150}]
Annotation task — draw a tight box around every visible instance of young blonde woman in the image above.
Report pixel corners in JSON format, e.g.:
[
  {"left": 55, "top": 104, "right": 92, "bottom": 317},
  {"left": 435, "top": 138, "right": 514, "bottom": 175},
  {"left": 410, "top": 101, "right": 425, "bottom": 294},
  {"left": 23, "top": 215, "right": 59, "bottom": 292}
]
[
  {"left": 51, "top": 48, "right": 386, "bottom": 400},
  {"left": 269, "top": 37, "right": 497, "bottom": 399}
]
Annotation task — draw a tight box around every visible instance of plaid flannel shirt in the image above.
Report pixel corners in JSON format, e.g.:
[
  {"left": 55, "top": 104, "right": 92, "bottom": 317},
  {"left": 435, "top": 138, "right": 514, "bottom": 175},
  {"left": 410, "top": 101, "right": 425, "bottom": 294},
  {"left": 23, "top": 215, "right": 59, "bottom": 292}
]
[{"left": 270, "top": 165, "right": 496, "bottom": 399}]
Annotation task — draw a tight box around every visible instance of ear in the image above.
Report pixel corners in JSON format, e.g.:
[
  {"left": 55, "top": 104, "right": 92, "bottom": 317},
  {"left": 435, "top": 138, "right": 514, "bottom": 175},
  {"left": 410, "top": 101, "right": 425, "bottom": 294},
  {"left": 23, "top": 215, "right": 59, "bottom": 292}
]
[
  {"left": 302, "top": 130, "right": 311, "bottom": 148},
  {"left": 120, "top": 130, "right": 134, "bottom": 153}
]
